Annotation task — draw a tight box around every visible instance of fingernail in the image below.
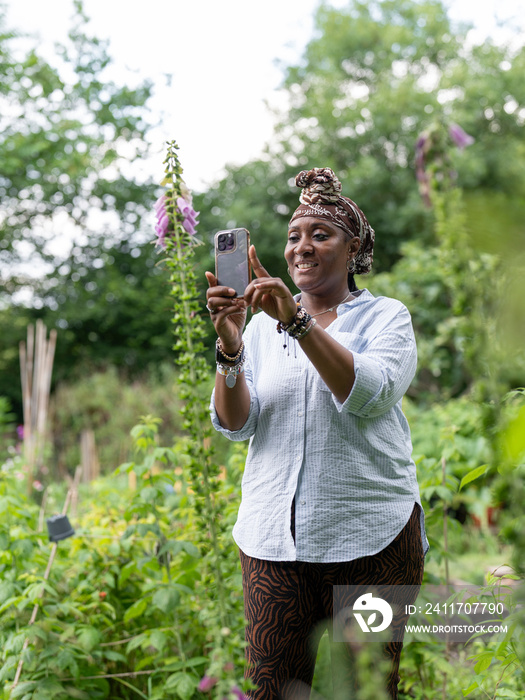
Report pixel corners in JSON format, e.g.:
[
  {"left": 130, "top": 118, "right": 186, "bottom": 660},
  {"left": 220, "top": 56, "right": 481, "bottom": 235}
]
[{"left": 228, "top": 288, "right": 236, "bottom": 295}]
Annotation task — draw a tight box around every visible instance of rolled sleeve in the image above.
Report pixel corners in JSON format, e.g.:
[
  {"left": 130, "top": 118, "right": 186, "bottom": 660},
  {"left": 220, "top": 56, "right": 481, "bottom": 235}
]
[
  {"left": 334, "top": 311, "right": 417, "bottom": 417},
  {"left": 338, "top": 353, "right": 384, "bottom": 414},
  {"left": 209, "top": 387, "right": 260, "bottom": 441}
]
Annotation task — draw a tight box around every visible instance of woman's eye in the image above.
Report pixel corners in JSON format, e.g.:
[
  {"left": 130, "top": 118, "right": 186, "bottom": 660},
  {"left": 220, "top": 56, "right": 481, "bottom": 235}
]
[
  {"left": 313, "top": 233, "right": 328, "bottom": 240},
  {"left": 287, "top": 235, "right": 299, "bottom": 243}
]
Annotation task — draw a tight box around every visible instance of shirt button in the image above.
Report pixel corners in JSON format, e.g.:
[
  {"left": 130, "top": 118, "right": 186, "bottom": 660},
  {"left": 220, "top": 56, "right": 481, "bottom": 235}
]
[
  {"left": 300, "top": 500, "right": 306, "bottom": 505},
  {"left": 298, "top": 411, "right": 304, "bottom": 417}
]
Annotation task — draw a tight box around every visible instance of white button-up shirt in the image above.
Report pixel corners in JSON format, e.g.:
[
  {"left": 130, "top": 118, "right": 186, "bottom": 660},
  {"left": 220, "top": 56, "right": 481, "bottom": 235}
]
[{"left": 211, "top": 289, "right": 428, "bottom": 563}]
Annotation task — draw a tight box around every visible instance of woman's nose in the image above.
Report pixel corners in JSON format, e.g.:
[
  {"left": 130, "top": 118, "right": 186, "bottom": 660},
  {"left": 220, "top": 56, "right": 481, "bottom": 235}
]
[{"left": 294, "top": 238, "right": 313, "bottom": 256}]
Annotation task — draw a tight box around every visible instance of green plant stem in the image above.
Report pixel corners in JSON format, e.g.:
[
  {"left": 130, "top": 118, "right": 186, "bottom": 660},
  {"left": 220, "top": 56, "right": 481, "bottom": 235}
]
[{"left": 114, "top": 677, "right": 150, "bottom": 699}]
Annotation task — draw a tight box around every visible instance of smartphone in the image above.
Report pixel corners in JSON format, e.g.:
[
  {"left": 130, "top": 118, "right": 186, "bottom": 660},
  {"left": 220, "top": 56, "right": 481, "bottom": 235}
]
[{"left": 214, "top": 228, "right": 251, "bottom": 298}]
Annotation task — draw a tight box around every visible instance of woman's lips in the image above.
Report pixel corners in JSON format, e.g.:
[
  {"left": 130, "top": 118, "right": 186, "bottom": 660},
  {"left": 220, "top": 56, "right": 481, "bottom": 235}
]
[{"left": 296, "top": 262, "right": 318, "bottom": 270}]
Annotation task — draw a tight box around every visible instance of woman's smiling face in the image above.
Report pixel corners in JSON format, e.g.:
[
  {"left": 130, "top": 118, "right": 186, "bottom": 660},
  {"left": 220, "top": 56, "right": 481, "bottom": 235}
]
[{"left": 285, "top": 216, "right": 359, "bottom": 297}]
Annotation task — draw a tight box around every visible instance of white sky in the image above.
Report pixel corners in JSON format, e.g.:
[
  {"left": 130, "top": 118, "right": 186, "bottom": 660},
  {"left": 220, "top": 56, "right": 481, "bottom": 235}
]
[{"left": 4, "top": 0, "right": 524, "bottom": 193}]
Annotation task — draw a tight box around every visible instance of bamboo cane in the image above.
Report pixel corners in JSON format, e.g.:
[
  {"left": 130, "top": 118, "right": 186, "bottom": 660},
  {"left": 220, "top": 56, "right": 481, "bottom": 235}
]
[{"left": 19, "top": 323, "right": 56, "bottom": 493}]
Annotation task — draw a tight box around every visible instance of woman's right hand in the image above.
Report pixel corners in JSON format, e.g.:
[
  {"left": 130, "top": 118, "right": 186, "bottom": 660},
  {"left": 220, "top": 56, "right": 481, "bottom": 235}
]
[{"left": 205, "top": 271, "right": 247, "bottom": 353}]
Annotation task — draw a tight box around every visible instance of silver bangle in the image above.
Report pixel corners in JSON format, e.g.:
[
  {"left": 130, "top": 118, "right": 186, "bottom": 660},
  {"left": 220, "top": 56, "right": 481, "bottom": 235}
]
[{"left": 217, "top": 357, "right": 246, "bottom": 388}]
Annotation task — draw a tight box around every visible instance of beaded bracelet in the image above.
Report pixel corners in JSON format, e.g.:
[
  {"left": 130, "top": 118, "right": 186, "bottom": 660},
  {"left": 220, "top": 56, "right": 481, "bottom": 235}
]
[
  {"left": 216, "top": 339, "right": 244, "bottom": 365},
  {"left": 292, "top": 317, "right": 317, "bottom": 340},
  {"left": 277, "top": 306, "right": 314, "bottom": 339},
  {"left": 217, "top": 356, "right": 246, "bottom": 388}
]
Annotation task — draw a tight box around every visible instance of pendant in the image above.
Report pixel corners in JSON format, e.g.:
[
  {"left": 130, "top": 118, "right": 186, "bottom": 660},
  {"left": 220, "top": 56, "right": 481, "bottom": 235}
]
[{"left": 225, "top": 373, "right": 237, "bottom": 388}]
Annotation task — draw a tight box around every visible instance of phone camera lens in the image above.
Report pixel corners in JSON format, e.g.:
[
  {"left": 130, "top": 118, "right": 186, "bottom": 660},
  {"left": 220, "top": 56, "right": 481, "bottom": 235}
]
[
  {"left": 218, "top": 242, "right": 226, "bottom": 251},
  {"left": 218, "top": 234, "right": 226, "bottom": 243}
]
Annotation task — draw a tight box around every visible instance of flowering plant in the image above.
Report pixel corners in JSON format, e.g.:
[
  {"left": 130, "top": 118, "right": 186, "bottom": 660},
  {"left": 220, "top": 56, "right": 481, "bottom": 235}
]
[
  {"left": 415, "top": 121, "right": 475, "bottom": 207},
  {"left": 153, "top": 153, "right": 200, "bottom": 249},
  {"left": 150, "top": 141, "right": 249, "bottom": 699},
  {"left": 448, "top": 122, "right": 475, "bottom": 150}
]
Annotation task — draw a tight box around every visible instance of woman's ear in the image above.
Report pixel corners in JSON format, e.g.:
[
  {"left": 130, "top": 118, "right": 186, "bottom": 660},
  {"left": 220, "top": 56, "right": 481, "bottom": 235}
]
[{"left": 348, "top": 236, "right": 361, "bottom": 256}]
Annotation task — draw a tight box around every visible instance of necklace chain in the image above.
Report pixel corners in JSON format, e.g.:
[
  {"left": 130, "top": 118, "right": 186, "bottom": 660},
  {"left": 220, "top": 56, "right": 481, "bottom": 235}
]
[{"left": 300, "top": 291, "right": 353, "bottom": 318}]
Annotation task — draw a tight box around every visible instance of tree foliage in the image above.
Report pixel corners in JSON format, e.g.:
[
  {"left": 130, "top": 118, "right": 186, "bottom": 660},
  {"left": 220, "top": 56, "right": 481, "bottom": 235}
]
[
  {"left": 0, "top": 1, "right": 163, "bottom": 415},
  {"left": 0, "top": 0, "right": 156, "bottom": 281},
  {"left": 196, "top": 0, "right": 525, "bottom": 272}
]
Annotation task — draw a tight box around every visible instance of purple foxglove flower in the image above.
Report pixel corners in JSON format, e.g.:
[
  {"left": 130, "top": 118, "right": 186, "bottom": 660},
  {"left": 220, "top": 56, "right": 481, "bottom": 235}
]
[
  {"left": 156, "top": 212, "right": 169, "bottom": 234},
  {"left": 176, "top": 196, "right": 191, "bottom": 214},
  {"left": 449, "top": 123, "right": 474, "bottom": 149},
  {"left": 198, "top": 675, "right": 218, "bottom": 692},
  {"left": 154, "top": 195, "right": 170, "bottom": 248},
  {"left": 415, "top": 134, "right": 428, "bottom": 152},
  {"left": 176, "top": 196, "right": 200, "bottom": 237},
  {"left": 17, "top": 425, "right": 24, "bottom": 440},
  {"left": 153, "top": 190, "right": 199, "bottom": 248},
  {"left": 154, "top": 195, "right": 167, "bottom": 212},
  {"left": 230, "top": 687, "right": 247, "bottom": 699}
]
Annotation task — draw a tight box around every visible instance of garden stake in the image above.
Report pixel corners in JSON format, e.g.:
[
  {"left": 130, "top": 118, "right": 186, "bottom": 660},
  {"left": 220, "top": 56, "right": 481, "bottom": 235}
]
[
  {"left": 19, "top": 321, "right": 57, "bottom": 495},
  {"left": 10, "top": 490, "right": 73, "bottom": 693}
]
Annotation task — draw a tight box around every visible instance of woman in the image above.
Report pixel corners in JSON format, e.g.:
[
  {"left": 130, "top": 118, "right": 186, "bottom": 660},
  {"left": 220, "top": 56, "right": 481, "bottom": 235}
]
[{"left": 206, "top": 168, "right": 428, "bottom": 699}]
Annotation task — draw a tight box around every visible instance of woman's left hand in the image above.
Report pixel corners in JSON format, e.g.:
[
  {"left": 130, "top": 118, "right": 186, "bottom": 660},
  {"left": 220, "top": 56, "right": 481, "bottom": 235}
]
[{"left": 245, "top": 245, "right": 297, "bottom": 324}]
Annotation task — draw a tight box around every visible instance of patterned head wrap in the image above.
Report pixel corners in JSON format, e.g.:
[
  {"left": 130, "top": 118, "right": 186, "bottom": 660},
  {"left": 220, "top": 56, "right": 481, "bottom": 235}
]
[{"left": 289, "top": 167, "right": 375, "bottom": 274}]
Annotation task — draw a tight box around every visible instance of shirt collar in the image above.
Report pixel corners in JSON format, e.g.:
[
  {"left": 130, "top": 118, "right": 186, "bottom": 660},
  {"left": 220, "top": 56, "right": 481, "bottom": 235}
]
[{"left": 338, "top": 288, "right": 374, "bottom": 314}]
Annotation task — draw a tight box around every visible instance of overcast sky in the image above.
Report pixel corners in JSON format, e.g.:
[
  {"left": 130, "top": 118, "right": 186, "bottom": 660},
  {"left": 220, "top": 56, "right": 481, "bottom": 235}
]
[{"left": 5, "top": 0, "right": 523, "bottom": 192}]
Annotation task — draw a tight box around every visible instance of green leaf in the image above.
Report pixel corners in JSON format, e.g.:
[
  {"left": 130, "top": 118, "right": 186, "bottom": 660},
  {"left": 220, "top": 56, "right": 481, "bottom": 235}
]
[
  {"left": 501, "top": 405, "right": 525, "bottom": 462},
  {"left": 103, "top": 650, "right": 127, "bottom": 662},
  {"left": 152, "top": 587, "right": 180, "bottom": 613},
  {"left": 63, "top": 687, "right": 91, "bottom": 699},
  {"left": 124, "top": 598, "right": 149, "bottom": 622},
  {"left": 496, "top": 623, "right": 518, "bottom": 656},
  {"left": 0, "top": 595, "right": 23, "bottom": 614},
  {"left": 118, "top": 560, "right": 136, "bottom": 586},
  {"left": 473, "top": 652, "right": 493, "bottom": 673},
  {"left": 181, "top": 541, "right": 200, "bottom": 558},
  {"left": 148, "top": 629, "right": 167, "bottom": 653},
  {"left": 459, "top": 464, "right": 488, "bottom": 491},
  {"left": 115, "top": 461, "right": 135, "bottom": 474},
  {"left": 78, "top": 626, "right": 101, "bottom": 652},
  {"left": 10, "top": 682, "right": 37, "bottom": 698},
  {"left": 126, "top": 633, "right": 147, "bottom": 653},
  {"left": 164, "top": 672, "right": 199, "bottom": 700},
  {"left": 140, "top": 486, "right": 159, "bottom": 502},
  {"left": 462, "top": 681, "right": 479, "bottom": 696},
  {"left": 0, "top": 580, "right": 15, "bottom": 603},
  {"left": 108, "top": 541, "right": 121, "bottom": 556}
]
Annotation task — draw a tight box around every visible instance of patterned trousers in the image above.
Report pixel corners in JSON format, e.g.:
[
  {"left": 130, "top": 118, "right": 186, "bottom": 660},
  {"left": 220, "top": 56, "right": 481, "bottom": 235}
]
[{"left": 239, "top": 503, "right": 424, "bottom": 700}]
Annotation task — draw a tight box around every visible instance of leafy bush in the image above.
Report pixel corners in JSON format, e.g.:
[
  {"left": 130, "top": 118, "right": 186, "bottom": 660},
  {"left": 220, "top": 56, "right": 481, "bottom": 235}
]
[
  {"left": 0, "top": 396, "right": 16, "bottom": 463},
  {"left": 47, "top": 365, "right": 230, "bottom": 481},
  {"left": 0, "top": 426, "right": 247, "bottom": 699}
]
